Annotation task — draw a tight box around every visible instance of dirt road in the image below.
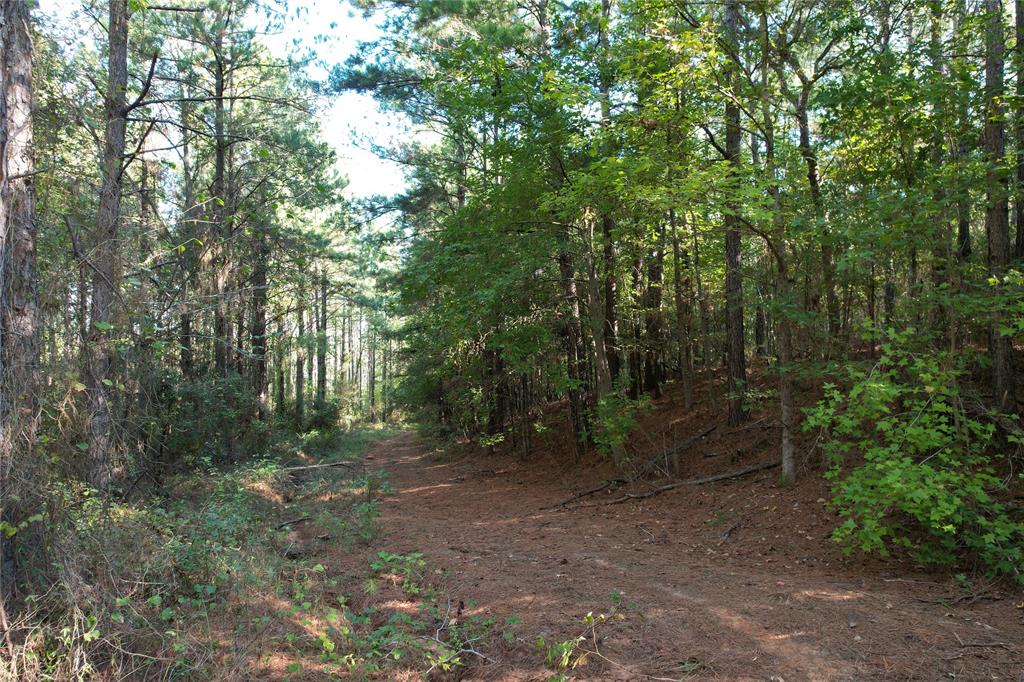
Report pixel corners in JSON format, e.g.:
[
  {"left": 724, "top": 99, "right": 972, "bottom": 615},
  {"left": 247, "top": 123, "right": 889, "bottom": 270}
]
[{"left": 366, "top": 432, "right": 1022, "bottom": 681}]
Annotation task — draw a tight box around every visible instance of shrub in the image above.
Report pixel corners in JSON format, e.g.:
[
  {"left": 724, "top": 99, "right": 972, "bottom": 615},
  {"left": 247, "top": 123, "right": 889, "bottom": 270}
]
[
  {"left": 805, "top": 333, "right": 1023, "bottom": 579},
  {"left": 308, "top": 397, "right": 342, "bottom": 431},
  {"left": 592, "top": 392, "right": 650, "bottom": 463}
]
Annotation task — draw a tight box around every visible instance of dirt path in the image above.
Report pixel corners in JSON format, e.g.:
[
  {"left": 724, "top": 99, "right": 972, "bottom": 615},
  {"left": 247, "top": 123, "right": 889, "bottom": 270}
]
[{"left": 364, "top": 432, "right": 1023, "bottom": 681}]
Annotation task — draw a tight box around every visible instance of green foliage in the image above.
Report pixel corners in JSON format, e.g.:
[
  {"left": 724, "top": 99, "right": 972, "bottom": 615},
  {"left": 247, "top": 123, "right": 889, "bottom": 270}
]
[
  {"left": 307, "top": 397, "right": 342, "bottom": 431},
  {"left": 805, "top": 333, "right": 1023, "bottom": 579},
  {"left": 301, "top": 550, "right": 504, "bottom": 677},
  {"left": 161, "top": 373, "right": 262, "bottom": 466},
  {"left": 13, "top": 426, "right": 397, "bottom": 679},
  {"left": 592, "top": 392, "right": 651, "bottom": 462},
  {"left": 533, "top": 596, "right": 630, "bottom": 680}
]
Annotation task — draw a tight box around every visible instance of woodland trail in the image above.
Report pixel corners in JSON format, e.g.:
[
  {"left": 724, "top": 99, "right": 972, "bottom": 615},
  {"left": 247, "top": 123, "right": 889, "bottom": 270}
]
[{"left": 363, "top": 432, "right": 1023, "bottom": 681}]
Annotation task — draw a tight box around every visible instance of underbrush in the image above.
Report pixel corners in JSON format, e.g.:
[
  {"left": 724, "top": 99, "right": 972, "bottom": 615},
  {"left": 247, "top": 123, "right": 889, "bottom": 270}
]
[
  {"left": 805, "top": 332, "right": 1024, "bottom": 581},
  {"left": 2, "top": 423, "right": 401, "bottom": 681},
  {"left": 282, "top": 549, "right": 509, "bottom": 678}
]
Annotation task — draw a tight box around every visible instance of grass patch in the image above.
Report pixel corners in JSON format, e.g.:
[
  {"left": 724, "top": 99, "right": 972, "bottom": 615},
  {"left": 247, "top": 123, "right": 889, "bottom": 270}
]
[{"left": 6, "top": 424, "right": 403, "bottom": 680}]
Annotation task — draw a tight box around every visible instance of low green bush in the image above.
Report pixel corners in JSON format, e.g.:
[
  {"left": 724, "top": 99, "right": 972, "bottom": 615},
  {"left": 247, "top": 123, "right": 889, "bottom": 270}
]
[{"left": 805, "top": 332, "right": 1024, "bottom": 579}]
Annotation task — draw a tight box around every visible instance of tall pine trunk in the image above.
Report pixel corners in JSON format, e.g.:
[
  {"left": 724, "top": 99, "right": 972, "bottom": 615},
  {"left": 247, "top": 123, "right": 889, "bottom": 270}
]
[
  {"left": 0, "top": 0, "right": 41, "bottom": 622},
  {"left": 87, "top": 0, "right": 128, "bottom": 491},
  {"left": 985, "top": 0, "right": 1016, "bottom": 410},
  {"left": 723, "top": 0, "right": 748, "bottom": 426},
  {"left": 316, "top": 270, "right": 327, "bottom": 409},
  {"left": 671, "top": 212, "right": 694, "bottom": 409},
  {"left": 249, "top": 226, "right": 269, "bottom": 420},
  {"left": 295, "top": 287, "right": 306, "bottom": 427}
]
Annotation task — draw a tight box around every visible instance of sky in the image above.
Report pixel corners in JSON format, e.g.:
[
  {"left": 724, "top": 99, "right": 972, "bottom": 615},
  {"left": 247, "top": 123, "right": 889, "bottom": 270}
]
[
  {"left": 37, "top": 0, "right": 411, "bottom": 201},
  {"left": 263, "top": 0, "right": 409, "bottom": 200}
]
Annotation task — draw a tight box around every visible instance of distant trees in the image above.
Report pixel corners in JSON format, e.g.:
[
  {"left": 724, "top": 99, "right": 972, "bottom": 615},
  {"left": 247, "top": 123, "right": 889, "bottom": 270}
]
[{"left": 0, "top": 0, "right": 395, "bottom": 506}]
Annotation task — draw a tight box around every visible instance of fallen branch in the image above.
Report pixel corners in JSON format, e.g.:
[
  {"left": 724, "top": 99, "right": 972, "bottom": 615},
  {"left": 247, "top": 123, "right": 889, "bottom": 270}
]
[
  {"left": 603, "top": 461, "right": 780, "bottom": 505},
  {"left": 734, "top": 417, "right": 779, "bottom": 431},
  {"left": 953, "top": 632, "right": 1012, "bottom": 651},
  {"left": 420, "top": 634, "right": 495, "bottom": 674},
  {"left": 661, "top": 424, "right": 718, "bottom": 459},
  {"left": 276, "top": 516, "right": 310, "bottom": 529},
  {"left": 685, "top": 461, "right": 780, "bottom": 485},
  {"left": 279, "top": 461, "right": 353, "bottom": 473},
  {"left": 633, "top": 424, "right": 719, "bottom": 479},
  {"left": 545, "top": 478, "right": 626, "bottom": 509}
]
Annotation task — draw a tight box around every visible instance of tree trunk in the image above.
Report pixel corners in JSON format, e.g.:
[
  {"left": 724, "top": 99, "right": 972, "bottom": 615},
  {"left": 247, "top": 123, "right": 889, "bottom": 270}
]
[
  {"left": 930, "top": 2, "right": 953, "bottom": 336},
  {"left": 212, "top": 21, "right": 230, "bottom": 377},
  {"left": 754, "top": 284, "right": 767, "bottom": 358},
  {"left": 249, "top": 226, "right": 269, "bottom": 420},
  {"left": 955, "top": 0, "right": 974, "bottom": 263},
  {"left": 87, "top": 0, "right": 128, "bottom": 491},
  {"left": 643, "top": 221, "right": 665, "bottom": 398},
  {"left": 671, "top": 212, "right": 694, "bottom": 409},
  {"left": 295, "top": 290, "right": 305, "bottom": 427},
  {"left": 316, "top": 269, "right": 327, "bottom": 409},
  {"left": 690, "top": 217, "right": 714, "bottom": 405},
  {"left": 794, "top": 87, "right": 839, "bottom": 346},
  {"left": 723, "top": 0, "right": 748, "bottom": 426},
  {"left": 557, "top": 232, "right": 589, "bottom": 452},
  {"left": 1015, "top": 0, "right": 1024, "bottom": 258},
  {"left": 759, "top": 6, "right": 796, "bottom": 483},
  {"left": 585, "top": 220, "right": 615, "bottom": 400},
  {"left": 275, "top": 316, "right": 285, "bottom": 415},
  {"left": 985, "top": 0, "right": 1016, "bottom": 410},
  {"left": 368, "top": 329, "right": 377, "bottom": 421},
  {"left": 599, "top": 0, "right": 620, "bottom": 385},
  {"left": 177, "top": 97, "right": 196, "bottom": 379},
  {"left": 0, "top": 0, "right": 41, "bottom": 614}
]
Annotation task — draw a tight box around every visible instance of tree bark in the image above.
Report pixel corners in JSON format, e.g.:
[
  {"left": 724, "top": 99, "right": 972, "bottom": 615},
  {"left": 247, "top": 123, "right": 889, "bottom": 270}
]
[
  {"left": 723, "top": 0, "right": 748, "bottom": 426},
  {"left": 316, "top": 269, "right": 327, "bottom": 409},
  {"left": 275, "top": 317, "right": 285, "bottom": 415},
  {"left": 177, "top": 98, "right": 196, "bottom": 379},
  {"left": 599, "top": 0, "right": 620, "bottom": 385},
  {"left": 956, "top": 0, "right": 973, "bottom": 263},
  {"left": 759, "top": 6, "right": 795, "bottom": 483},
  {"left": 212, "top": 17, "right": 230, "bottom": 377},
  {"left": 249, "top": 225, "right": 269, "bottom": 420},
  {"left": 671, "top": 211, "right": 694, "bottom": 409},
  {"left": 295, "top": 287, "right": 305, "bottom": 427},
  {"left": 1015, "top": 0, "right": 1024, "bottom": 259},
  {"left": 87, "top": 0, "right": 129, "bottom": 491},
  {"left": 643, "top": 221, "right": 665, "bottom": 398},
  {"left": 985, "top": 0, "right": 1016, "bottom": 410},
  {"left": 0, "top": 0, "right": 41, "bottom": 612},
  {"left": 557, "top": 231, "right": 589, "bottom": 452}
]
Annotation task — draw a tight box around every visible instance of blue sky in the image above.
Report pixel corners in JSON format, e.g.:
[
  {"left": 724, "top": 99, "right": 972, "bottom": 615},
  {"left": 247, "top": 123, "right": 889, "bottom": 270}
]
[
  {"left": 37, "top": 0, "right": 410, "bottom": 200},
  {"left": 264, "top": 0, "right": 408, "bottom": 200}
]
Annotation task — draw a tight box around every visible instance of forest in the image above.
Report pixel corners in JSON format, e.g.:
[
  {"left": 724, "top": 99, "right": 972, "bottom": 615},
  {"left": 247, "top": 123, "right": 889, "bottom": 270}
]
[{"left": 1, "top": 0, "right": 1023, "bottom": 679}]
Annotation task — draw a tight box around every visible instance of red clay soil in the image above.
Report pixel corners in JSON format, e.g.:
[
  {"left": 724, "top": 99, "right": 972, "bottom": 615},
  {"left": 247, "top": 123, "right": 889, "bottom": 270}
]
[{"left": 351, "top": 418, "right": 1024, "bottom": 681}]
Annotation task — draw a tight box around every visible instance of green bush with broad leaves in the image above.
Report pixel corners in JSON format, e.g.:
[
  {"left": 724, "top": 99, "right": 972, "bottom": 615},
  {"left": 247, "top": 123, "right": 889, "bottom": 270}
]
[
  {"left": 804, "top": 332, "right": 1023, "bottom": 579},
  {"left": 592, "top": 392, "right": 651, "bottom": 462}
]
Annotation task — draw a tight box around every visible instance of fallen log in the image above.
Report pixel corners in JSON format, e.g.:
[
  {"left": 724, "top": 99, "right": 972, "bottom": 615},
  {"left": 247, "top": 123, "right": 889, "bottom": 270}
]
[
  {"left": 602, "top": 461, "right": 780, "bottom": 506},
  {"left": 545, "top": 478, "right": 627, "bottom": 509},
  {"left": 662, "top": 424, "right": 718, "bottom": 459},
  {"left": 277, "top": 516, "right": 310, "bottom": 529},
  {"left": 279, "top": 460, "right": 354, "bottom": 473},
  {"left": 636, "top": 424, "right": 719, "bottom": 478}
]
